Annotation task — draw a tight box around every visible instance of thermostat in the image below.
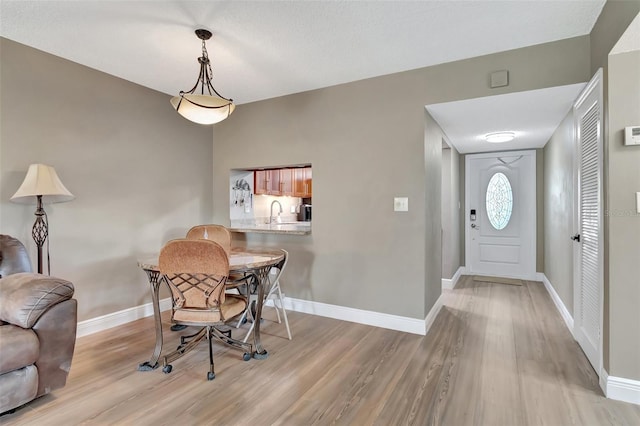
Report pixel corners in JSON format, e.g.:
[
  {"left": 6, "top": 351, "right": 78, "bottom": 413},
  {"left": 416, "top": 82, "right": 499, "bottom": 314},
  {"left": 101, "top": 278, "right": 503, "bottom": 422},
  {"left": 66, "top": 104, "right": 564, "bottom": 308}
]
[{"left": 625, "top": 126, "right": 640, "bottom": 146}]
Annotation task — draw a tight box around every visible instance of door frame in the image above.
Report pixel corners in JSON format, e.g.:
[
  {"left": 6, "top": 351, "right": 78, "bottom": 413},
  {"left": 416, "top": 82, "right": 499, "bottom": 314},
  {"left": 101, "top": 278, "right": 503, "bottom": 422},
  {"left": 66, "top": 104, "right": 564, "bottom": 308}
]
[
  {"left": 464, "top": 149, "right": 537, "bottom": 280},
  {"left": 572, "top": 68, "right": 604, "bottom": 379}
]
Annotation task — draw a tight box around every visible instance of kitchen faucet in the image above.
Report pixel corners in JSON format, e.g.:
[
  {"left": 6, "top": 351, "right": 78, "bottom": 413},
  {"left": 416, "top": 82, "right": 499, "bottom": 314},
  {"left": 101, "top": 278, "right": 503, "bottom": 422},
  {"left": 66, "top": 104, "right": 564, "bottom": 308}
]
[{"left": 269, "top": 200, "right": 283, "bottom": 224}]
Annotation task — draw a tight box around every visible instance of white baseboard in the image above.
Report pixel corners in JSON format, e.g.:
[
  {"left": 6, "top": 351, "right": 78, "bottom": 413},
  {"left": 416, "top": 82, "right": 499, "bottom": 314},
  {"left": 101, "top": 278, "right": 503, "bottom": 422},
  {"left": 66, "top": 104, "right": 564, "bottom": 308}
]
[
  {"left": 442, "top": 266, "right": 466, "bottom": 291},
  {"left": 78, "top": 294, "right": 435, "bottom": 338},
  {"left": 540, "top": 276, "right": 639, "bottom": 406},
  {"left": 606, "top": 374, "right": 640, "bottom": 405},
  {"left": 279, "top": 296, "right": 427, "bottom": 335},
  {"left": 600, "top": 368, "right": 609, "bottom": 396},
  {"left": 77, "top": 298, "right": 172, "bottom": 338},
  {"left": 424, "top": 293, "right": 444, "bottom": 334},
  {"left": 539, "top": 273, "right": 574, "bottom": 335}
]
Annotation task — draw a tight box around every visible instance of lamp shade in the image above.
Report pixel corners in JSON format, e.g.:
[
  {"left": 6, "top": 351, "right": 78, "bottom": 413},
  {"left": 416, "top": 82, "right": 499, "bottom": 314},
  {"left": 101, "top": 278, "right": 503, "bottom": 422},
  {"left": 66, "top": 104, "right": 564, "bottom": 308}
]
[
  {"left": 11, "top": 164, "right": 74, "bottom": 204},
  {"left": 170, "top": 94, "right": 235, "bottom": 125}
]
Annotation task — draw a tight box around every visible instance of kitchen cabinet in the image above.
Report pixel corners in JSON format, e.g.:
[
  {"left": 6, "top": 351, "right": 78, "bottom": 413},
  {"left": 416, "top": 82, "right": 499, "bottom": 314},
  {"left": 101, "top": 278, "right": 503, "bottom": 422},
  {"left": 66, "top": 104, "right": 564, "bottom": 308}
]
[
  {"left": 293, "top": 167, "right": 312, "bottom": 197},
  {"left": 266, "top": 169, "right": 281, "bottom": 195},
  {"left": 254, "top": 167, "right": 311, "bottom": 197},
  {"left": 279, "top": 168, "right": 294, "bottom": 196},
  {"left": 254, "top": 169, "right": 285, "bottom": 195},
  {"left": 254, "top": 170, "right": 268, "bottom": 195}
]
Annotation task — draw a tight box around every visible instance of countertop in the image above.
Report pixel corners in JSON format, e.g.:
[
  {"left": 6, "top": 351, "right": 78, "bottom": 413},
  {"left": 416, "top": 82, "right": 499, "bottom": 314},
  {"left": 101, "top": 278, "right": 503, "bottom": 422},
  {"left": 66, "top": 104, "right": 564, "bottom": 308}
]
[{"left": 229, "top": 221, "right": 311, "bottom": 235}]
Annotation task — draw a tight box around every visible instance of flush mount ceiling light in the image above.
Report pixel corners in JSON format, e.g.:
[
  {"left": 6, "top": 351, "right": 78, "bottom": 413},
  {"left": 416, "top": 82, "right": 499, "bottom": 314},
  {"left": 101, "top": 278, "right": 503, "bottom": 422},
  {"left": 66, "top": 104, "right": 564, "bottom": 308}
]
[
  {"left": 170, "top": 29, "right": 235, "bottom": 125},
  {"left": 485, "top": 131, "right": 515, "bottom": 143}
]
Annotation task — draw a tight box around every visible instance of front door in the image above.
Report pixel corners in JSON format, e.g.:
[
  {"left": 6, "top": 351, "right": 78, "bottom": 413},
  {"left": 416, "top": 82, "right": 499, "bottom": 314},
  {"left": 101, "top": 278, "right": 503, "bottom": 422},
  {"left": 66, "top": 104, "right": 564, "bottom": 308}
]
[{"left": 465, "top": 150, "right": 536, "bottom": 280}]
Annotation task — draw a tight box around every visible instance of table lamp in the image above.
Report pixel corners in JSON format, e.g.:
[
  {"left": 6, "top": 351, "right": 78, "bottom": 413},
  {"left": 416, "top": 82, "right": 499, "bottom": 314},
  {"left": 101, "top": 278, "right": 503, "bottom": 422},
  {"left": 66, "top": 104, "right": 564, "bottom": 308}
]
[{"left": 10, "top": 164, "right": 74, "bottom": 274}]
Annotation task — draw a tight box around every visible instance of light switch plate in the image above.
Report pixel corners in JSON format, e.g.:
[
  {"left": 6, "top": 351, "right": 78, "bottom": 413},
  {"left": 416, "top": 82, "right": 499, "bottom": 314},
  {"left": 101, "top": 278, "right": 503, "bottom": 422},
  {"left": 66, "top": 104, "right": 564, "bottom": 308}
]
[
  {"left": 394, "top": 197, "right": 409, "bottom": 212},
  {"left": 636, "top": 192, "right": 640, "bottom": 213}
]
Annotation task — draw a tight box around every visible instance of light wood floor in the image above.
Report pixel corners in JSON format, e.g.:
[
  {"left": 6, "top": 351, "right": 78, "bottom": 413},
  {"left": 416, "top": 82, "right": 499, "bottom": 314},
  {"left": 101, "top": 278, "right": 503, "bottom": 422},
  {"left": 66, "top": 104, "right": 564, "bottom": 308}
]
[{"left": 3, "top": 276, "right": 639, "bottom": 425}]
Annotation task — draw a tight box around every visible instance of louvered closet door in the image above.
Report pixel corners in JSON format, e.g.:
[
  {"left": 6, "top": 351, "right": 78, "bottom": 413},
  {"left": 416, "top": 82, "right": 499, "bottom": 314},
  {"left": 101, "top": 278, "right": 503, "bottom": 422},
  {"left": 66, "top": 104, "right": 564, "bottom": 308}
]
[{"left": 573, "top": 69, "right": 603, "bottom": 375}]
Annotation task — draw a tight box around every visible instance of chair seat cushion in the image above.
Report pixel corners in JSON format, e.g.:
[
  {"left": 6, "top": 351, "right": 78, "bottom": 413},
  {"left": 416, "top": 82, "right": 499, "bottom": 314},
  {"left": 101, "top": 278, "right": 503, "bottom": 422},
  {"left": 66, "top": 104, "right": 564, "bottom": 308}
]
[
  {"left": 0, "top": 325, "right": 39, "bottom": 375},
  {"left": 173, "top": 294, "right": 247, "bottom": 324}
]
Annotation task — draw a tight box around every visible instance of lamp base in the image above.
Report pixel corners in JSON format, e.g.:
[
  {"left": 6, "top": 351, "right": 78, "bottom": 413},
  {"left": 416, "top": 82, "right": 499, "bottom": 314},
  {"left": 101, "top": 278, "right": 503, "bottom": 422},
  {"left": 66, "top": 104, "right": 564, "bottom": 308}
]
[{"left": 32, "top": 195, "right": 48, "bottom": 274}]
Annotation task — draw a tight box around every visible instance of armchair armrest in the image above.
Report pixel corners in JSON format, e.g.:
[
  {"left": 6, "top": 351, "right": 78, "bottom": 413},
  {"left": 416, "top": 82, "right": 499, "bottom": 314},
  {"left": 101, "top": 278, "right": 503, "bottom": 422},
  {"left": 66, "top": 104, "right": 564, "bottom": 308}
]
[{"left": 0, "top": 272, "right": 74, "bottom": 328}]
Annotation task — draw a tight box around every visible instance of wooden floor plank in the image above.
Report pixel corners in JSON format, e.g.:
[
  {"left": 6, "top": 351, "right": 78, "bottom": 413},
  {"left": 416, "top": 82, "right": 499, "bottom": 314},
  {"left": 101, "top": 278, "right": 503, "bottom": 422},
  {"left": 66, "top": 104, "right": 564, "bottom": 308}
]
[{"left": 2, "top": 276, "right": 639, "bottom": 425}]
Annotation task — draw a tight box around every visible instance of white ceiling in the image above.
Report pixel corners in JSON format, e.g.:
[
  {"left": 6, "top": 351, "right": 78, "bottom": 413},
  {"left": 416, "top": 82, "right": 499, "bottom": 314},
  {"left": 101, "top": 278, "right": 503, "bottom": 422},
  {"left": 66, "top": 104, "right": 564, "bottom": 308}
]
[
  {"left": 426, "top": 83, "right": 587, "bottom": 154},
  {"left": 1, "top": 1, "right": 606, "bottom": 152}
]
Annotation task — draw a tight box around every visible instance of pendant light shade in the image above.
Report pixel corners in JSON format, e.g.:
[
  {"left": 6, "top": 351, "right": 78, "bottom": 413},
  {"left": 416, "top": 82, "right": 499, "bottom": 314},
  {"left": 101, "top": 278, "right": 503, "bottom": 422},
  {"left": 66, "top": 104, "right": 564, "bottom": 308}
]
[
  {"left": 170, "top": 93, "right": 235, "bottom": 125},
  {"left": 172, "top": 29, "right": 234, "bottom": 125}
]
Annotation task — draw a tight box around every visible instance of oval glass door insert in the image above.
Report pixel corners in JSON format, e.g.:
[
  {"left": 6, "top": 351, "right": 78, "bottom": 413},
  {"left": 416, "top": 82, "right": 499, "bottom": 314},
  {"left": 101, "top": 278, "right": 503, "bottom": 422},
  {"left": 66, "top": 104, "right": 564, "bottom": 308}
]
[{"left": 485, "top": 172, "right": 513, "bottom": 230}]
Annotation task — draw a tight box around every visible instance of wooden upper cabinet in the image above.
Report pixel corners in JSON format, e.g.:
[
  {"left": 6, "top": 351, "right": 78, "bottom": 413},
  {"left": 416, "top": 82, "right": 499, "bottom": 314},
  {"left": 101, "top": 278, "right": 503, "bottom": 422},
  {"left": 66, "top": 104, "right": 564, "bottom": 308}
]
[
  {"left": 279, "top": 168, "right": 294, "bottom": 196},
  {"left": 266, "top": 169, "right": 281, "bottom": 195},
  {"left": 293, "top": 167, "right": 312, "bottom": 197},
  {"left": 254, "top": 167, "right": 311, "bottom": 197},
  {"left": 254, "top": 170, "right": 268, "bottom": 195}
]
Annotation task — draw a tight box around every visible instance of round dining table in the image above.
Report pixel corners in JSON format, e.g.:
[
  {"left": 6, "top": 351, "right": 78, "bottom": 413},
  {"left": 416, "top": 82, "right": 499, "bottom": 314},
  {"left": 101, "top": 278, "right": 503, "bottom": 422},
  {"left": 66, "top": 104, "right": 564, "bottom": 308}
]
[{"left": 136, "top": 247, "right": 285, "bottom": 371}]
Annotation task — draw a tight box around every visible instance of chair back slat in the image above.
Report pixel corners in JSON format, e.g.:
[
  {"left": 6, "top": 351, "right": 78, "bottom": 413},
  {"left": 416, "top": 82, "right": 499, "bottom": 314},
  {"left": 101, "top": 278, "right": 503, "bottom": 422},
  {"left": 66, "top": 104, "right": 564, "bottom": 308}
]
[
  {"left": 186, "top": 225, "right": 232, "bottom": 255},
  {"left": 159, "top": 239, "right": 230, "bottom": 309}
]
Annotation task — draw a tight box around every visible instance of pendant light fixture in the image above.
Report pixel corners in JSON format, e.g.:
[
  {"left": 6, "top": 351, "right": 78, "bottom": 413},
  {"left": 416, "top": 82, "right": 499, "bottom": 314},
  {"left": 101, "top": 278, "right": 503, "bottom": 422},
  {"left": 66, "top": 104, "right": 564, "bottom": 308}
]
[{"left": 170, "top": 29, "right": 235, "bottom": 125}]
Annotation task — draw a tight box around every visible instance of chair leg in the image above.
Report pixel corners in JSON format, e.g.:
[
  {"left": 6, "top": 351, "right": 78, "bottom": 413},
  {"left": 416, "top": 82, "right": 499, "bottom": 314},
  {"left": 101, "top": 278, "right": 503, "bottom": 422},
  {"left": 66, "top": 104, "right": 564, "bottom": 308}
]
[
  {"left": 241, "top": 297, "right": 258, "bottom": 343},
  {"left": 273, "top": 291, "right": 282, "bottom": 324},
  {"left": 276, "top": 285, "right": 292, "bottom": 340},
  {"left": 162, "top": 327, "right": 207, "bottom": 374},
  {"left": 206, "top": 326, "right": 215, "bottom": 381},
  {"left": 236, "top": 308, "right": 248, "bottom": 328}
]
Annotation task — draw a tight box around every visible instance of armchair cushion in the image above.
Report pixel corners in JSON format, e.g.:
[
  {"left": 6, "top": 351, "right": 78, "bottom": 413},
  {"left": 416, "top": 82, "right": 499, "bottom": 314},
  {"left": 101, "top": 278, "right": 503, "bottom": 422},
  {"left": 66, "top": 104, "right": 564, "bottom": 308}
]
[
  {"left": 0, "top": 325, "right": 39, "bottom": 375},
  {"left": 0, "top": 235, "right": 32, "bottom": 277},
  {"left": 0, "top": 273, "right": 74, "bottom": 328}
]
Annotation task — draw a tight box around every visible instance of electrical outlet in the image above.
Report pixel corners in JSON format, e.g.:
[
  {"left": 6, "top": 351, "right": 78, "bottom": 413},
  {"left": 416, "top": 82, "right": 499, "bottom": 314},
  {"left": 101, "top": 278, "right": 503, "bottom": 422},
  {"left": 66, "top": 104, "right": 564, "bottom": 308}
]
[{"left": 394, "top": 197, "right": 409, "bottom": 212}]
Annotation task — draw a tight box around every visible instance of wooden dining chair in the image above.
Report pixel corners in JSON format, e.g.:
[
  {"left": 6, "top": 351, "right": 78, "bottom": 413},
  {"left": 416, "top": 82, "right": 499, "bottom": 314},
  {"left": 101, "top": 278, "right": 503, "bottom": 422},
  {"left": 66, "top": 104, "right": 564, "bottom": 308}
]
[
  {"left": 158, "top": 238, "right": 254, "bottom": 381},
  {"left": 186, "top": 224, "right": 232, "bottom": 254},
  {"left": 239, "top": 249, "right": 292, "bottom": 342}
]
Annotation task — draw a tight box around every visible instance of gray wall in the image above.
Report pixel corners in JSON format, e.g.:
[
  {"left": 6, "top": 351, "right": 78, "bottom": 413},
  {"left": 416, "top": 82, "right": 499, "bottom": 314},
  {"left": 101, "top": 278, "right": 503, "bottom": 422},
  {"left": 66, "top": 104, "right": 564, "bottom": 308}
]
[
  {"left": 441, "top": 145, "right": 461, "bottom": 280},
  {"left": 212, "top": 36, "right": 591, "bottom": 319},
  {"left": 590, "top": 0, "right": 640, "bottom": 76},
  {"left": 0, "top": 38, "right": 213, "bottom": 321},
  {"left": 607, "top": 49, "right": 640, "bottom": 381},
  {"left": 543, "top": 111, "right": 575, "bottom": 313},
  {"left": 541, "top": 2, "right": 640, "bottom": 381},
  {"left": 589, "top": 1, "right": 640, "bottom": 379}
]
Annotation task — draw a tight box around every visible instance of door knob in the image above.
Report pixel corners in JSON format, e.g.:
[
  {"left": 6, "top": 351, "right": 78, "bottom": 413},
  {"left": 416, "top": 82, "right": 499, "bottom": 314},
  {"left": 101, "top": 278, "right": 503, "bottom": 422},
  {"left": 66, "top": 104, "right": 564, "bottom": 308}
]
[
  {"left": 570, "top": 233, "right": 581, "bottom": 242},
  {"left": 471, "top": 223, "right": 479, "bottom": 229}
]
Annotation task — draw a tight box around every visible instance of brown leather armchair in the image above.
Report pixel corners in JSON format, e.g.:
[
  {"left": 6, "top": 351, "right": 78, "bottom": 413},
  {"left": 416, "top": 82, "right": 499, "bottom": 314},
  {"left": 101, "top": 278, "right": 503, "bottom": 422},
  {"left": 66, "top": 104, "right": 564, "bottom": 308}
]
[{"left": 0, "top": 235, "right": 77, "bottom": 414}]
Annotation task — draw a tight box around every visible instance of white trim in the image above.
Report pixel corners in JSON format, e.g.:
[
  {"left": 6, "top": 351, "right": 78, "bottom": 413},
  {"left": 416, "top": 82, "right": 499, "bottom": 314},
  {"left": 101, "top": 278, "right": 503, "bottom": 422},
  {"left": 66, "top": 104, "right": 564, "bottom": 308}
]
[
  {"left": 279, "top": 296, "right": 428, "bottom": 335},
  {"left": 442, "top": 266, "right": 466, "bottom": 290},
  {"left": 539, "top": 273, "right": 574, "bottom": 335},
  {"left": 572, "top": 67, "right": 604, "bottom": 381},
  {"left": 606, "top": 375, "right": 640, "bottom": 405},
  {"left": 77, "top": 298, "right": 172, "bottom": 338},
  {"left": 424, "top": 294, "right": 444, "bottom": 334},
  {"left": 77, "top": 292, "right": 443, "bottom": 338},
  {"left": 600, "top": 368, "right": 609, "bottom": 396}
]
